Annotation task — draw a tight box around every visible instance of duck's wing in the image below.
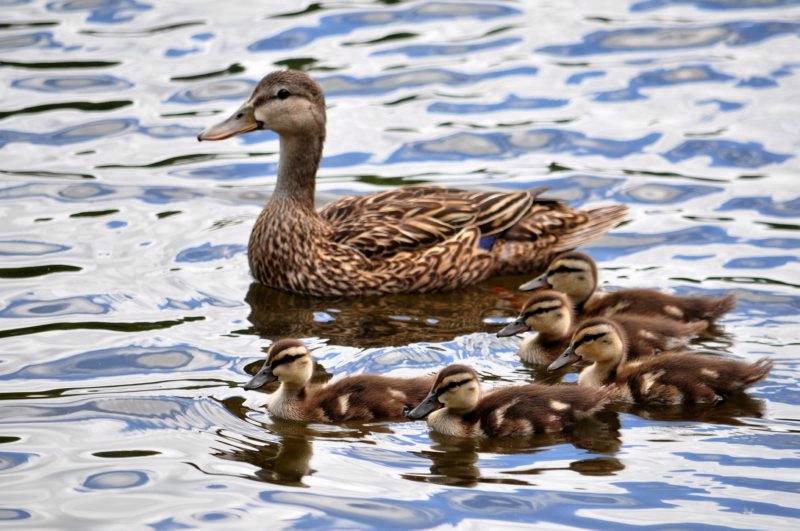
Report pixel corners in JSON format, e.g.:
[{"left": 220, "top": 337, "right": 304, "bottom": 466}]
[
  {"left": 504, "top": 200, "right": 628, "bottom": 252},
  {"left": 319, "top": 186, "right": 537, "bottom": 259}
]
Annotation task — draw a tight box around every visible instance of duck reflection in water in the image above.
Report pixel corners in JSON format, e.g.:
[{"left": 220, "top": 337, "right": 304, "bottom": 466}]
[
  {"left": 403, "top": 410, "right": 622, "bottom": 488},
  {"left": 244, "top": 281, "right": 526, "bottom": 348}
]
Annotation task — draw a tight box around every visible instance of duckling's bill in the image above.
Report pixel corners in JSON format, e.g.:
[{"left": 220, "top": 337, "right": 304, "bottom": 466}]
[
  {"left": 406, "top": 391, "right": 439, "bottom": 420},
  {"left": 198, "top": 105, "right": 261, "bottom": 141},
  {"left": 496, "top": 317, "right": 529, "bottom": 337},
  {"left": 243, "top": 360, "right": 278, "bottom": 390},
  {"left": 548, "top": 346, "right": 580, "bottom": 371},
  {"left": 519, "top": 273, "right": 547, "bottom": 291}
]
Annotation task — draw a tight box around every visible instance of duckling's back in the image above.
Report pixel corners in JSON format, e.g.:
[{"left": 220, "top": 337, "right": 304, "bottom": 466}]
[
  {"left": 468, "top": 384, "right": 611, "bottom": 436},
  {"left": 306, "top": 374, "right": 434, "bottom": 422}
]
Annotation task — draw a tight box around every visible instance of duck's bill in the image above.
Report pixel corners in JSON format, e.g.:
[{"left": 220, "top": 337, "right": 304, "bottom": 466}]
[
  {"left": 548, "top": 347, "right": 580, "bottom": 371},
  {"left": 519, "top": 274, "right": 547, "bottom": 291},
  {"left": 405, "top": 392, "right": 438, "bottom": 420},
  {"left": 243, "top": 362, "right": 277, "bottom": 390},
  {"left": 496, "top": 318, "right": 528, "bottom": 337},
  {"left": 198, "top": 105, "right": 260, "bottom": 141}
]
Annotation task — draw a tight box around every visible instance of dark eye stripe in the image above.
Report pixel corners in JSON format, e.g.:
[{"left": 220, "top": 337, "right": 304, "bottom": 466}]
[
  {"left": 523, "top": 305, "right": 561, "bottom": 317},
  {"left": 549, "top": 265, "right": 586, "bottom": 276},
  {"left": 574, "top": 332, "right": 607, "bottom": 348},
  {"left": 435, "top": 378, "right": 472, "bottom": 397},
  {"left": 270, "top": 353, "right": 305, "bottom": 368}
]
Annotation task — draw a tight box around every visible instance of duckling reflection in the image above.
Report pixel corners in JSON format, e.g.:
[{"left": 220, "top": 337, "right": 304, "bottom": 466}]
[
  {"left": 404, "top": 411, "right": 621, "bottom": 487},
  {"left": 622, "top": 393, "right": 766, "bottom": 426},
  {"left": 212, "top": 425, "right": 314, "bottom": 487},
  {"left": 244, "top": 281, "right": 525, "bottom": 348}
]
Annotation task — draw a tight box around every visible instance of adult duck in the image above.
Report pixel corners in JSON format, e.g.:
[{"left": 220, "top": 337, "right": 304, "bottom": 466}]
[{"left": 199, "top": 70, "right": 628, "bottom": 296}]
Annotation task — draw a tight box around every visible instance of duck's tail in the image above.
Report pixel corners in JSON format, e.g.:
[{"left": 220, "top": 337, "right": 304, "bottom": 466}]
[
  {"left": 493, "top": 204, "right": 629, "bottom": 276},
  {"left": 551, "top": 204, "right": 629, "bottom": 253}
]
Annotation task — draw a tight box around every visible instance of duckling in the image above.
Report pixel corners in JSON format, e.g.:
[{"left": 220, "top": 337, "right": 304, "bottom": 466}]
[
  {"left": 520, "top": 251, "right": 736, "bottom": 322},
  {"left": 243, "top": 338, "right": 433, "bottom": 422},
  {"left": 496, "top": 290, "right": 708, "bottom": 365},
  {"left": 198, "top": 69, "right": 628, "bottom": 296},
  {"left": 405, "top": 364, "right": 611, "bottom": 437},
  {"left": 548, "top": 318, "right": 772, "bottom": 404}
]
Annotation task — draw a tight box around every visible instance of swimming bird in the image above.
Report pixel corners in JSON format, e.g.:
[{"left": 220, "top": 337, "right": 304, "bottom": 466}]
[
  {"left": 405, "top": 364, "right": 611, "bottom": 437},
  {"left": 496, "top": 290, "right": 708, "bottom": 365},
  {"left": 548, "top": 318, "right": 772, "bottom": 404},
  {"left": 198, "top": 70, "right": 628, "bottom": 296},
  {"left": 519, "top": 251, "right": 736, "bottom": 322},
  {"left": 244, "top": 338, "right": 433, "bottom": 422}
]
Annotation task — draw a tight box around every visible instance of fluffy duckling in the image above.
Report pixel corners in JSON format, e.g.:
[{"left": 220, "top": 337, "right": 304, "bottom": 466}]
[
  {"left": 244, "top": 339, "right": 433, "bottom": 422},
  {"left": 497, "top": 290, "right": 708, "bottom": 365},
  {"left": 548, "top": 318, "right": 772, "bottom": 404},
  {"left": 520, "top": 252, "right": 736, "bottom": 322},
  {"left": 405, "top": 364, "right": 611, "bottom": 437}
]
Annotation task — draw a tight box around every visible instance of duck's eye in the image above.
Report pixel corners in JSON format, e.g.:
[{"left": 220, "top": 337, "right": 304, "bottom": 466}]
[{"left": 277, "top": 88, "right": 291, "bottom": 100}]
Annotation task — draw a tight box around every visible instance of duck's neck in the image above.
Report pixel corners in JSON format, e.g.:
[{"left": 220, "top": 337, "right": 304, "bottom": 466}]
[{"left": 273, "top": 132, "right": 323, "bottom": 211}]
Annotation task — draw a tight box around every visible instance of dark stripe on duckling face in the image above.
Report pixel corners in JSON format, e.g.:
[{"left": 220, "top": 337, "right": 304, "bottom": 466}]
[
  {"left": 573, "top": 331, "right": 607, "bottom": 349},
  {"left": 435, "top": 378, "right": 472, "bottom": 397},
  {"left": 270, "top": 353, "right": 305, "bottom": 369},
  {"left": 523, "top": 304, "right": 562, "bottom": 318},
  {"left": 548, "top": 265, "right": 586, "bottom": 276}
]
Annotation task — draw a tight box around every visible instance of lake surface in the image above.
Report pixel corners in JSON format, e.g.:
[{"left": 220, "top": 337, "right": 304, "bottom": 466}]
[{"left": 1, "top": 0, "right": 799, "bottom": 528}]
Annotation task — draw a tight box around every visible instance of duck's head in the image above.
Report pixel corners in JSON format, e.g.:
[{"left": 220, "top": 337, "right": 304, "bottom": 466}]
[
  {"left": 518, "top": 252, "right": 598, "bottom": 304},
  {"left": 243, "top": 338, "right": 314, "bottom": 390},
  {"left": 548, "top": 317, "right": 626, "bottom": 371},
  {"left": 198, "top": 70, "right": 326, "bottom": 142},
  {"left": 406, "top": 364, "right": 480, "bottom": 420},
  {"left": 496, "top": 290, "right": 573, "bottom": 338}
]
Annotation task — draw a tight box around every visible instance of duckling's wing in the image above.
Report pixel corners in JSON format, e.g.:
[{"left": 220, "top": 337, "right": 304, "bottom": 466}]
[{"left": 320, "top": 186, "right": 535, "bottom": 259}]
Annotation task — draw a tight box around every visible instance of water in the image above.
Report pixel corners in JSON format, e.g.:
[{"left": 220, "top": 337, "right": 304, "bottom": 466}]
[{"left": 1, "top": 0, "right": 799, "bottom": 528}]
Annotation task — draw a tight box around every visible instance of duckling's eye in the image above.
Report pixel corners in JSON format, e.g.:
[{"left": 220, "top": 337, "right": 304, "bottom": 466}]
[{"left": 277, "top": 88, "right": 291, "bottom": 100}]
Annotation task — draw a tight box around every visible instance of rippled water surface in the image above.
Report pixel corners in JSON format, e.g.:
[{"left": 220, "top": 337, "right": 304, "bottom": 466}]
[{"left": 2, "top": 0, "right": 799, "bottom": 528}]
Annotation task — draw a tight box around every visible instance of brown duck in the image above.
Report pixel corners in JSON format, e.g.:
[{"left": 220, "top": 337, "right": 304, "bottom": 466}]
[
  {"left": 198, "top": 70, "right": 628, "bottom": 297},
  {"left": 405, "top": 364, "right": 611, "bottom": 437},
  {"left": 548, "top": 317, "right": 772, "bottom": 404},
  {"left": 496, "top": 290, "right": 708, "bottom": 365},
  {"left": 520, "top": 251, "right": 736, "bottom": 322},
  {"left": 244, "top": 339, "right": 433, "bottom": 422}
]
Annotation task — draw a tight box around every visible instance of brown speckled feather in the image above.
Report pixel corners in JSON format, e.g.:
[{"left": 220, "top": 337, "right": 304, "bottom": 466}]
[
  {"left": 613, "top": 353, "right": 772, "bottom": 405},
  {"left": 585, "top": 290, "right": 737, "bottom": 322},
  {"left": 463, "top": 384, "right": 611, "bottom": 436},
  {"left": 305, "top": 374, "right": 434, "bottom": 422}
]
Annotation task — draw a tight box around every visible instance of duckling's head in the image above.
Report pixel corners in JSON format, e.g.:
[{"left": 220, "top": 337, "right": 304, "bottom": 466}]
[
  {"left": 198, "top": 70, "right": 326, "bottom": 141},
  {"left": 496, "top": 290, "right": 573, "bottom": 338},
  {"left": 519, "top": 252, "right": 598, "bottom": 304},
  {"left": 243, "top": 338, "right": 313, "bottom": 390},
  {"left": 548, "top": 318, "right": 626, "bottom": 371},
  {"left": 406, "top": 364, "right": 480, "bottom": 420}
]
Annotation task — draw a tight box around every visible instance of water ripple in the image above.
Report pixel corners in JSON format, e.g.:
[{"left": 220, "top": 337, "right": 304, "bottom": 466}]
[
  {"left": 11, "top": 74, "right": 133, "bottom": 93},
  {"left": 0, "top": 119, "right": 199, "bottom": 149},
  {"left": 250, "top": 2, "right": 519, "bottom": 51},
  {"left": 428, "top": 94, "right": 568, "bottom": 114},
  {"left": 388, "top": 129, "right": 660, "bottom": 163},
  {"left": 1, "top": 344, "right": 228, "bottom": 380},
  {"left": 46, "top": 0, "right": 152, "bottom": 24},
  {"left": 372, "top": 36, "right": 521, "bottom": 58},
  {"left": 663, "top": 139, "right": 792, "bottom": 167},
  {"left": 632, "top": 0, "right": 800, "bottom": 11},
  {"left": 594, "top": 64, "right": 735, "bottom": 102},
  {"left": 539, "top": 20, "right": 800, "bottom": 56},
  {"left": 0, "top": 295, "right": 111, "bottom": 319}
]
